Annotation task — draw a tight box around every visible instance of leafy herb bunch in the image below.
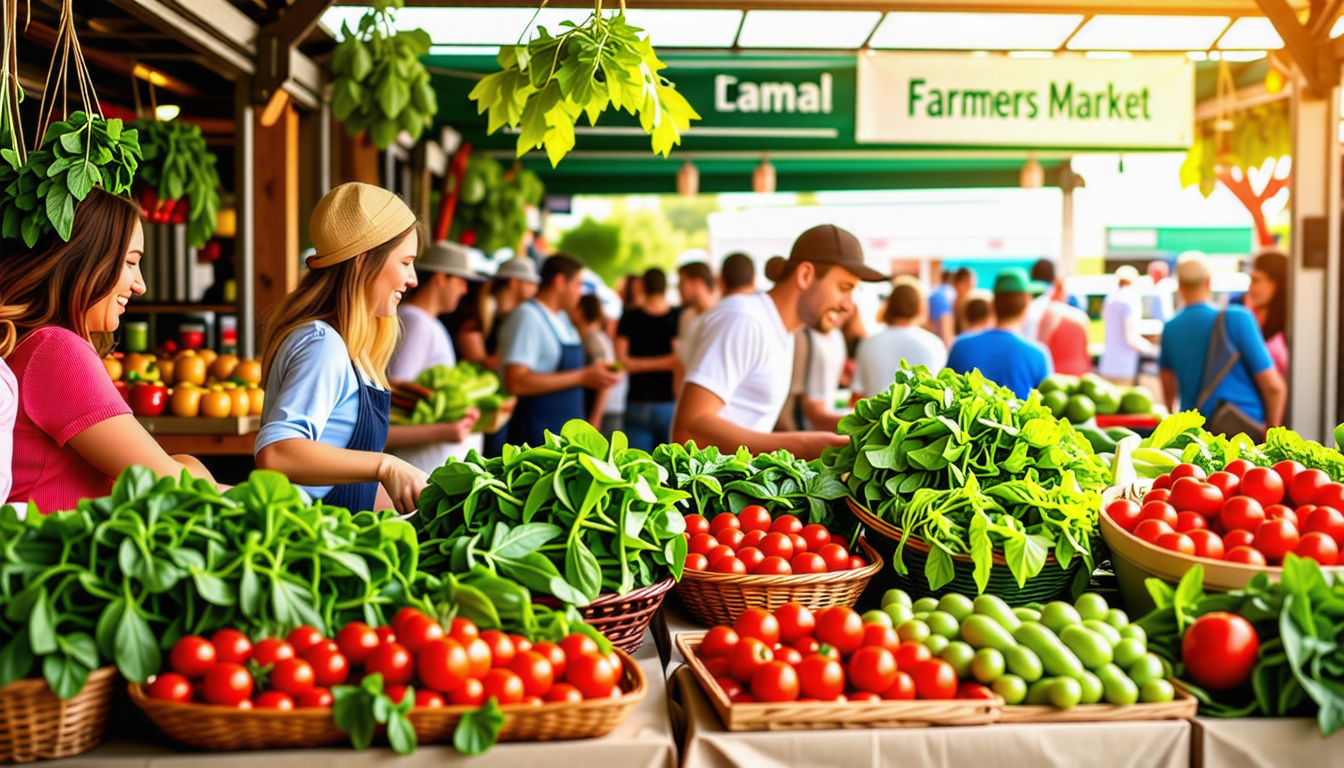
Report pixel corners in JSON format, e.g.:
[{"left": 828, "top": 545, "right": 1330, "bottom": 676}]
[
  {"left": 0, "top": 112, "right": 140, "bottom": 246},
  {"left": 469, "top": 7, "right": 700, "bottom": 165},
  {"left": 416, "top": 419, "right": 690, "bottom": 605},
  {"left": 823, "top": 364, "right": 1110, "bottom": 592},
  {"left": 1137, "top": 557, "right": 1344, "bottom": 736},
  {"left": 450, "top": 155, "right": 545, "bottom": 254},
  {"left": 0, "top": 467, "right": 419, "bottom": 698},
  {"left": 331, "top": 0, "right": 437, "bottom": 149},
  {"left": 131, "top": 118, "right": 221, "bottom": 248}
]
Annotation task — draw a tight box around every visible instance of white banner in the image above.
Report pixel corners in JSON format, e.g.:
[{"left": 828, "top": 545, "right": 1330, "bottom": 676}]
[{"left": 856, "top": 52, "right": 1195, "bottom": 148}]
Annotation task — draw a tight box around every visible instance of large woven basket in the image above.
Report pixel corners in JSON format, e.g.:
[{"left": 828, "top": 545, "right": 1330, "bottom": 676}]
[
  {"left": 674, "top": 537, "right": 883, "bottom": 627},
  {"left": 128, "top": 685, "right": 347, "bottom": 750},
  {"left": 0, "top": 666, "right": 118, "bottom": 763},
  {"left": 538, "top": 578, "right": 675, "bottom": 653},
  {"left": 848, "top": 498, "right": 1084, "bottom": 606}
]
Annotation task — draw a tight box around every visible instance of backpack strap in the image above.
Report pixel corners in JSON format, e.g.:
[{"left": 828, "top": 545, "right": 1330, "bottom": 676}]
[{"left": 1197, "top": 311, "right": 1242, "bottom": 411}]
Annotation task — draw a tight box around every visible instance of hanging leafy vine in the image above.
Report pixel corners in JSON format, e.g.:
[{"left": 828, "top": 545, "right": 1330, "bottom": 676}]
[
  {"left": 132, "top": 118, "right": 221, "bottom": 248},
  {"left": 330, "top": 0, "right": 437, "bottom": 149},
  {"left": 449, "top": 155, "right": 544, "bottom": 254},
  {"left": 469, "top": 3, "right": 700, "bottom": 166}
]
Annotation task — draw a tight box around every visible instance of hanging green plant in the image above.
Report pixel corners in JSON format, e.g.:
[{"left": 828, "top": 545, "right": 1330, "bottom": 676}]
[
  {"left": 330, "top": 0, "right": 437, "bottom": 149},
  {"left": 469, "top": 5, "right": 700, "bottom": 166},
  {"left": 450, "top": 155, "right": 544, "bottom": 254},
  {"left": 0, "top": 112, "right": 140, "bottom": 246},
  {"left": 132, "top": 118, "right": 221, "bottom": 248}
]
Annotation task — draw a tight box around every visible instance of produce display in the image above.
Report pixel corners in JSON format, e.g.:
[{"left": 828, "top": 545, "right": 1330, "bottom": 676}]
[
  {"left": 683, "top": 508, "right": 866, "bottom": 576},
  {"left": 132, "top": 117, "right": 221, "bottom": 247},
  {"left": 1123, "top": 411, "right": 1344, "bottom": 482},
  {"left": 390, "top": 361, "right": 511, "bottom": 430},
  {"left": 329, "top": 0, "right": 437, "bottom": 149},
  {"left": 104, "top": 348, "right": 265, "bottom": 419},
  {"left": 823, "top": 364, "right": 1109, "bottom": 592},
  {"left": 448, "top": 156, "right": 545, "bottom": 255},
  {"left": 415, "top": 420, "right": 690, "bottom": 605},
  {"left": 1037, "top": 374, "right": 1159, "bottom": 424}
]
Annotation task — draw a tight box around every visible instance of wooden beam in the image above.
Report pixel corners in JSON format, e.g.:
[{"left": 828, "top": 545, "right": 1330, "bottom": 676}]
[
  {"left": 1256, "top": 0, "right": 1338, "bottom": 97},
  {"left": 382, "top": 0, "right": 1306, "bottom": 13},
  {"left": 22, "top": 20, "right": 203, "bottom": 98},
  {"left": 253, "top": 100, "right": 300, "bottom": 323},
  {"left": 253, "top": 0, "right": 335, "bottom": 106}
]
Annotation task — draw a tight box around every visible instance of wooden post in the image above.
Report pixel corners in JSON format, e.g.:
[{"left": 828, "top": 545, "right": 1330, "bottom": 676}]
[
  {"left": 253, "top": 99, "right": 300, "bottom": 323},
  {"left": 334, "top": 122, "right": 380, "bottom": 187}
]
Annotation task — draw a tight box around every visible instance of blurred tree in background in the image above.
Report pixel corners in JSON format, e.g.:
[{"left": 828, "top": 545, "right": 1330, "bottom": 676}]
[{"left": 557, "top": 195, "right": 718, "bottom": 285}]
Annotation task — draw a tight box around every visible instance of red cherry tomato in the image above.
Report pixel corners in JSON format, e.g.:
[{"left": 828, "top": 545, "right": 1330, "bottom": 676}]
[
  {"left": 1106, "top": 499, "right": 1143, "bottom": 532},
  {"left": 883, "top": 671, "right": 917, "bottom": 700},
  {"left": 755, "top": 556, "right": 792, "bottom": 575},
  {"left": 418, "top": 638, "right": 470, "bottom": 694},
  {"left": 715, "top": 676, "right": 744, "bottom": 701},
  {"left": 463, "top": 638, "right": 491, "bottom": 678},
  {"left": 685, "top": 514, "right": 710, "bottom": 537},
  {"left": 848, "top": 691, "right": 882, "bottom": 703},
  {"left": 1182, "top": 612, "right": 1259, "bottom": 690},
  {"left": 480, "top": 630, "right": 516, "bottom": 668},
  {"left": 1133, "top": 519, "right": 1175, "bottom": 544},
  {"left": 364, "top": 642, "right": 414, "bottom": 686},
  {"left": 1294, "top": 531, "right": 1340, "bottom": 565},
  {"left": 481, "top": 669, "right": 526, "bottom": 705},
  {"left": 816, "top": 543, "right": 850, "bottom": 572},
  {"left": 1175, "top": 511, "right": 1208, "bottom": 533},
  {"left": 1225, "top": 546, "right": 1268, "bottom": 565},
  {"left": 1170, "top": 478, "right": 1224, "bottom": 517},
  {"left": 775, "top": 646, "right": 803, "bottom": 667},
  {"left": 269, "top": 658, "right": 316, "bottom": 697},
  {"left": 688, "top": 533, "right": 717, "bottom": 556},
  {"left": 169, "top": 636, "right": 217, "bottom": 679},
  {"left": 1152, "top": 474, "right": 1173, "bottom": 490},
  {"left": 800, "top": 524, "right": 831, "bottom": 551},
  {"left": 750, "top": 660, "right": 801, "bottom": 702},
  {"left": 252, "top": 638, "right": 295, "bottom": 668},
  {"left": 201, "top": 662, "right": 253, "bottom": 706},
  {"left": 398, "top": 615, "right": 445, "bottom": 654},
  {"left": 710, "top": 513, "right": 742, "bottom": 535},
  {"left": 1139, "top": 501, "right": 1178, "bottom": 527},
  {"left": 286, "top": 626, "right": 326, "bottom": 655},
  {"left": 861, "top": 623, "right": 901, "bottom": 651},
  {"left": 957, "top": 682, "right": 998, "bottom": 700},
  {"left": 1314, "top": 482, "right": 1344, "bottom": 511},
  {"left": 375, "top": 626, "right": 397, "bottom": 646},
  {"left": 770, "top": 515, "right": 804, "bottom": 535},
  {"left": 685, "top": 553, "right": 709, "bottom": 571},
  {"left": 544, "top": 683, "right": 585, "bottom": 703},
  {"left": 737, "top": 505, "right": 773, "bottom": 533},
  {"left": 788, "top": 533, "right": 810, "bottom": 554},
  {"left": 711, "top": 556, "right": 747, "bottom": 574},
  {"left": 508, "top": 650, "right": 556, "bottom": 697},
  {"left": 335, "top": 622, "right": 380, "bottom": 666},
  {"left": 559, "top": 633, "right": 601, "bottom": 662},
  {"left": 390, "top": 607, "right": 427, "bottom": 637},
  {"left": 1264, "top": 505, "right": 1299, "bottom": 529},
  {"left": 567, "top": 654, "right": 618, "bottom": 699},
  {"left": 700, "top": 626, "right": 741, "bottom": 659},
  {"left": 210, "top": 629, "right": 253, "bottom": 665},
  {"left": 1145, "top": 488, "right": 1172, "bottom": 504},
  {"left": 705, "top": 657, "right": 731, "bottom": 677},
  {"left": 848, "top": 646, "right": 898, "bottom": 693},
  {"left": 448, "top": 677, "right": 485, "bottom": 706},
  {"left": 1223, "top": 459, "right": 1256, "bottom": 477},
  {"left": 415, "top": 690, "right": 446, "bottom": 708},
  {"left": 790, "top": 552, "right": 827, "bottom": 574},
  {"left": 1272, "top": 460, "right": 1305, "bottom": 488},
  {"left": 706, "top": 545, "right": 735, "bottom": 565},
  {"left": 737, "top": 547, "right": 765, "bottom": 572},
  {"left": 1242, "top": 467, "right": 1287, "bottom": 506},
  {"left": 912, "top": 658, "right": 958, "bottom": 700},
  {"left": 796, "top": 654, "right": 844, "bottom": 700},
  {"left": 1207, "top": 471, "right": 1241, "bottom": 500},
  {"left": 716, "top": 527, "right": 746, "bottom": 550},
  {"left": 1171, "top": 463, "right": 1208, "bottom": 481},
  {"left": 773, "top": 602, "right": 816, "bottom": 645},
  {"left": 1255, "top": 518, "right": 1300, "bottom": 561},
  {"left": 1155, "top": 532, "right": 1196, "bottom": 556},
  {"left": 302, "top": 643, "right": 350, "bottom": 687},
  {"left": 1303, "top": 505, "right": 1344, "bottom": 544},
  {"left": 848, "top": 555, "right": 867, "bottom": 570},
  {"left": 1187, "top": 529, "right": 1226, "bottom": 560},
  {"left": 759, "top": 532, "right": 794, "bottom": 561},
  {"left": 1223, "top": 529, "right": 1256, "bottom": 549},
  {"left": 147, "top": 672, "right": 193, "bottom": 703},
  {"left": 814, "top": 607, "right": 864, "bottom": 655},
  {"left": 1220, "top": 496, "right": 1266, "bottom": 532},
  {"left": 1290, "top": 469, "right": 1332, "bottom": 507},
  {"left": 255, "top": 690, "right": 295, "bottom": 710},
  {"left": 297, "top": 687, "right": 334, "bottom": 708},
  {"left": 793, "top": 637, "right": 821, "bottom": 656},
  {"left": 734, "top": 607, "right": 782, "bottom": 646},
  {"left": 741, "top": 530, "right": 767, "bottom": 550}
]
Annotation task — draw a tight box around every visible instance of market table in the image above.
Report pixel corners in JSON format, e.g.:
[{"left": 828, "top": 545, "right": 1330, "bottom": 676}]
[
  {"left": 48, "top": 632, "right": 677, "bottom": 768},
  {"left": 1193, "top": 717, "right": 1344, "bottom": 768},
  {"left": 137, "top": 416, "right": 260, "bottom": 456}
]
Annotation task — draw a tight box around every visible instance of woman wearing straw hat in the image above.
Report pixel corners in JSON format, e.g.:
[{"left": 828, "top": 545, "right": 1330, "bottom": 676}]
[{"left": 255, "top": 182, "right": 438, "bottom": 515}]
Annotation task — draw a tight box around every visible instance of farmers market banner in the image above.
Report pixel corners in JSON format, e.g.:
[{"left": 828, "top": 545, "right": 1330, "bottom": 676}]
[{"left": 856, "top": 52, "right": 1195, "bottom": 149}]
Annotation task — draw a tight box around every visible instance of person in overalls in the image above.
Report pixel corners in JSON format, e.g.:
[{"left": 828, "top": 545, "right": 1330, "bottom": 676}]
[
  {"left": 498, "top": 254, "right": 623, "bottom": 447},
  {"left": 255, "top": 183, "right": 430, "bottom": 516}
]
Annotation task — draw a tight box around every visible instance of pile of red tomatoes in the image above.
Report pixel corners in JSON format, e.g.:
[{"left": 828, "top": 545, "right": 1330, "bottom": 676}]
[{"left": 684, "top": 506, "right": 867, "bottom": 576}]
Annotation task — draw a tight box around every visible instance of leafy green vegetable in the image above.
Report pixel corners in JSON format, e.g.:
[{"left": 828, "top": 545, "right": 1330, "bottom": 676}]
[
  {"left": 455, "top": 698, "right": 506, "bottom": 755},
  {"left": 330, "top": 0, "right": 437, "bottom": 149},
  {"left": 416, "top": 420, "right": 689, "bottom": 603},
  {"left": 333, "top": 673, "right": 417, "bottom": 754},
  {"left": 824, "top": 364, "right": 1108, "bottom": 593},
  {"left": 392, "top": 361, "right": 507, "bottom": 427},
  {"left": 1261, "top": 427, "right": 1344, "bottom": 481},
  {"left": 132, "top": 119, "right": 221, "bottom": 247},
  {"left": 450, "top": 155, "right": 545, "bottom": 255}
]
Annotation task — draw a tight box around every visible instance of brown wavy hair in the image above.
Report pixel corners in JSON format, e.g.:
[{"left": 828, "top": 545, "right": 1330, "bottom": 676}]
[
  {"left": 0, "top": 188, "right": 142, "bottom": 358},
  {"left": 1253, "top": 251, "right": 1288, "bottom": 341}
]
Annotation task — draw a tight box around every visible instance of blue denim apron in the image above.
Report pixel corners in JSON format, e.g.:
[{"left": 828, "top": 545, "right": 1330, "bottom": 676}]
[
  {"left": 321, "top": 367, "right": 391, "bottom": 513},
  {"left": 508, "top": 301, "right": 584, "bottom": 447}
]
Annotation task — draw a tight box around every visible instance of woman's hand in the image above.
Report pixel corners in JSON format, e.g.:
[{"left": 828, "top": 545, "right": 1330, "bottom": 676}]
[
  {"left": 440, "top": 408, "right": 480, "bottom": 442},
  {"left": 375, "top": 454, "right": 429, "bottom": 516}
]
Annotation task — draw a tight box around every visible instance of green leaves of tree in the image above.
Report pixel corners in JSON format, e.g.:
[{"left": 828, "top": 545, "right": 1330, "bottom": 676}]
[
  {"left": 132, "top": 119, "right": 222, "bottom": 248},
  {"left": 449, "top": 156, "right": 545, "bottom": 255},
  {"left": 470, "top": 13, "right": 700, "bottom": 166},
  {"left": 331, "top": 2, "right": 436, "bottom": 149}
]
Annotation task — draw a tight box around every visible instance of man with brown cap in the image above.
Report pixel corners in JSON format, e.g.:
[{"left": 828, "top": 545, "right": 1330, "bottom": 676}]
[{"left": 672, "top": 225, "right": 887, "bottom": 459}]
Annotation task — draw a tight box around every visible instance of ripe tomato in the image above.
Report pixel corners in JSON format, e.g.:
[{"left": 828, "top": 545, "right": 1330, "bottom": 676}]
[
  {"left": 711, "top": 556, "right": 747, "bottom": 574},
  {"left": 770, "top": 515, "right": 804, "bottom": 535},
  {"left": 606, "top": 650, "right": 623, "bottom": 681},
  {"left": 716, "top": 528, "right": 746, "bottom": 550},
  {"left": 788, "top": 534, "right": 810, "bottom": 554},
  {"left": 255, "top": 690, "right": 295, "bottom": 710},
  {"left": 1223, "top": 459, "right": 1256, "bottom": 477},
  {"left": 791, "top": 553, "right": 827, "bottom": 574},
  {"left": 847, "top": 646, "right": 898, "bottom": 693},
  {"left": 1294, "top": 531, "right": 1340, "bottom": 565},
  {"left": 375, "top": 626, "right": 397, "bottom": 646},
  {"left": 1271, "top": 460, "right": 1305, "bottom": 487},
  {"left": 773, "top": 603, "right": 816, "bottom": 645},
  {"left": 1314, "top": 482, "right": 1344, "bottom": 512},
  {"left": 688, "top": 534, "right": 717, "bottom": 556},
  {"left": 385, "top": 685, "right": 411, "bottom": 705},
  {"left": 1170, "top": 478, "right": 1224, "bottom": 516},
  {"left": 509, "top": 634, "right": 533, "bottom": 654},
  {"left": 1303, "top": 506, "right": 1344, "bottom": 544},
  {"left": 364, "top": 642, "right": 414, "bottom": 686},
  {"left": 399, "top": 615, "right": 445, "bottom": 654},
  {"left": 252, "top": 638, "right": 295, "bottom": 668},
  {"left": 1182, "top": 612, "right": 1259, "bottom": 690},
  {"left": 1187, "top": 529, "right": 1226, "bottom": 560},
  {"left": 335, "top": 622, "right": 380, "bottom": 666},
  {"left": 796, "top": 654, "right": 844, "bottom": 700},
  {"left": 297, "top": 687, "right": 334, "bottom": 708},
  {"left": 793, "top": 637, "right": 821, "bottom": 656},
  {"left": 685, "top": 514, "right": 710, "bottom": 537},
  {"left": 286, "top": 626, "right": 326, "bottom": 655},
  {"left": 706, "top": 545, "right": 736, "bottom": 565},
  {"left": 705, "top": 657, "right": 731, "bottom": 677},
  {"left": 800, "top": 524, "right": 831, "bottom": 551},
  {"left": 1255, "top": 518, "right": 1300, "bottom": 561},
  {"left": 390, "top": 607, "right": 427, "bottom": 637},
  {"left": 1289, "top": 469, "right": 1331, "bottom": 507},
  {"left": 1156, "top": 532, "right": 1196, "bottom": 556},
  {"left": 1152, "top": 474, "right": 1173, "bottom": 490},
  {"left": 728, "top": 637, "right": 774, "bottom": 682},
  {"left": 1145, "top": 489, "right": 1172, "bottom": 504},
  {"left": 544, "top": 683, "right": 585, "bottom": 703},
  {"left": 700, "top": 626, "right": 741, "bottom": 659},
  {"left": 559, "top": 633, "right": 600, "bottom": 662},
  {"left": 895, "top": 642, "right": 932, "bottom": 671},
  {"left": 1171, "top": 463, "right": 1207, "bottom": 481},
  {"left": 302, "top": 643, "right": 350, "bottom": 687},
  {"left": 210, "top": 629, "right": 252, "bottom": 665},
  {"left": 957, "top": 682, "right": 998, "bottom": 700},
  {"left": 715, "top": 676, "right": 744, "bottom": 700},
  {"left": 737, "top": 547, "right": 765, "bottom": 572},
  {"left": 912, "top": 658, "right": 958, "bottom": 700},
  {"left": 817, "top": 543, "right": 850, "bottom": 572},
  {"left": 481, "top": 669, "right": 526, "bottom": 705},
  {"left": 686, "top": 553, "right": 712, "bottom": 572},
  {"left": 1133, "top": 519, "right": 1175, "bottom": 544},
  {"left": 735, "top": 606, "right": 783, "bottom": 645},
  {"left": 1223, "top": 529, "right": 1256, "bottom": 549},
  {"left": 776, "top": 646, "right": 803, "bottom": 666},
  {"left": 755, "top": 556, "right": 792, "bottom": 575},
  {"left": 848, "top": 556, "right": 867, "bottom": 570},
  {"left": 862, "top": 624, "right": 900, "bottom": 651},
  {"left": 462, "top": 638, "right": 491, "bottom": 678},
  {"left": 1175, "top": 511, "right": 1208, "bottom": 533},
  {"left": 1242, "top": 467, "right": 1286, "bottom": 506},
  {"left": 883, "top": 671, "right": 917, "bottom": 700},
  {"left": 759, "top": 532, "right": 794, "bottom": 561},
  {"left": 1207, "top": 471, "right": 1241, "bottom": 499},
  {"left": 1105, "top": 499, "right": 1143, "bottom": 532},
  {"left": 147, "top": 672, "right": 193, "bottom": 703},
  {"left": 738, "top": 505, "right": 773, "bottom": 533},
  {"left": 235, "top": 700, "right": 254, "bottom": 710},
  {"left": 566, "top": 653, "right": 618, "bottom": 698},
  {"left": 848, "top": 691, "right": 882, "bottom": 702},
  {"left": 418, "top": 638, "right": 469, "bottom": 693},
  {"left": 270, "top": 658, "right": 316, "bottom": 697},
  {"left": 751, "top": 660, "right": 800, "bottom": 702},
  {"left": 509, "top": 650, "right": 555, "bottom": 697},
  {"left": 710, "top": 513, "right": 741, "bottom": 535},
  {"left": 741, "top": 530, "right": 767, "bottom": 550},
  {"left": 477, "top": 630, "right": 513, "bottom": 668},
  {"left": 814, "top": 607, "right": 864, "bottom": 655},
  {"left": 447, "top": 677, "right": 485, "bottom": 706},
  {"left": 1139, "top": 501, "right": 1178, "bottom": 527},
  {"left": 1225, "top": 546, "right": 1267, "bottom": 565},
  {"left": 1264, "top": 505, "right": 1299, "bottom": 528},
  {"left": 169, "top": 635, "right": 217, "bottom": 679},
  {"left": 201, "top": 662, "right": 253, "bottom": 706},
  {"left": 533, "top": 641, "right": 567, "bottom": 680},
  {"left": 415, "top": 690, "right": 446, "bottom": 708},
  {"left": 1220, "top": 496, "right": 1266, "bottom": 532}
]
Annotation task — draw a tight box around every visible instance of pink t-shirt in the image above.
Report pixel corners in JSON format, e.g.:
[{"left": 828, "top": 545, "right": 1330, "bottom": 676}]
[
  {"left": 1266, "top": 332, "right": 1289, "bottom": 380},
  {"left": 0, "top": 358, "right": 15, "bottom": 505},
  {"left": 7, "top": 327, "right": 132, "bottom": 512}
]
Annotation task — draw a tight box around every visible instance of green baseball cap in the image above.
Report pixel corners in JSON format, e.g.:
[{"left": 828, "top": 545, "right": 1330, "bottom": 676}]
[{"left": 993, "top": 267, "right": 1032, "bottom": 295}]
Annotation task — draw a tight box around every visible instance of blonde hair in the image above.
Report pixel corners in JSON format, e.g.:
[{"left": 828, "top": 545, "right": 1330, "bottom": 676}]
[{"left": 261, "top": 223, "right": 420, "bottom": 389}]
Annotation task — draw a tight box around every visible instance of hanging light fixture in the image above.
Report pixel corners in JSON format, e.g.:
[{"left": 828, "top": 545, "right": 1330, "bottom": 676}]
[
  {"left": 676, "top": 158, "right": 699, "bottom": 196},
  {"left": 1020, "top": 153, "right": 1044, "bottom": 189},
  {"left": 753, "top": 155, "right": 776, "bottom": 195},
  {"left": 154, "top": 104, "right": 180, "bottom": 121}
]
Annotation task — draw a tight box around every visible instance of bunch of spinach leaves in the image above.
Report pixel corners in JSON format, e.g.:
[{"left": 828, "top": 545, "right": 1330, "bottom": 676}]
[
  {"left": 1138, "top": 557, "right": 1344, "bottom": 736},
  {"left": 0, "top": 467, "right": 419, "bottom": 698},
  {"left": 652, "top": 442, "right": 849, "bottom": 527},
  {"left": 416, "top": 420, "right": 690, "bottom": 605},
  {"left": 822, "top": 365, "right": 1109, "bottom": 593}
]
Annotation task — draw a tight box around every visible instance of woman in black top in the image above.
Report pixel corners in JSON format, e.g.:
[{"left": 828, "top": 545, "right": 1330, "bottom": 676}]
[{"left": 616, "top": 268, "right": 680, "bottom": 452}]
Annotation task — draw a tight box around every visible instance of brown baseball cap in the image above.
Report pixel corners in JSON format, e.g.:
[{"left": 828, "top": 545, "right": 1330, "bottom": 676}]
[{"left": 785, "top": 225, "right": 888, "bottom": 282}]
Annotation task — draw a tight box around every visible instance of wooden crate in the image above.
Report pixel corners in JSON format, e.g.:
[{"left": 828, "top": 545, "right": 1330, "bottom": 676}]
[{"left": 136, "top": 415, "right": 260, "bottom": 436}]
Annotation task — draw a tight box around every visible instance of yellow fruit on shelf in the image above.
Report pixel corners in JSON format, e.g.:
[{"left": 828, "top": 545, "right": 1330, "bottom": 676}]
[
  {"left": 123, "top": 353, "right": 158, "bottom": 381},
  {"left": 227, "top": 388, "right": 250, "bottom": 418},
  {"left": 200, "top": 391, "right": 231, "bottom": 419},
  {"left": 103, "top": 356, "right": 123, "bottom": 381},
  {"left": 198, "top": 349, "right": 218, "bottom": 367},
  {"left": 175, "top": 355, "right": 207, "bottom": 386},
  {"left": 170, "top": 385, "right": 203, "bottom": 418},
  {"left": 210, "top": 354, "right": 240, "bottom": 381},
  {"left": 157, "top": 357, "right": 175, "bottom": 385},
  {"left": 247, "top": 387, "right": 265, "bottom": 416},
  {"left": 234, "top": 359, "right": 262, "bottom": 385}
]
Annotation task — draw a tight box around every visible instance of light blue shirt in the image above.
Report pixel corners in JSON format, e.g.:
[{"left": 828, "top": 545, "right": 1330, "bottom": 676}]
[
  {"left": 1159, "top": 303, "right": 1272, "bottom": 421},
  {"left": 499, "top": 300, "right": 580, "bottom": 375},
  {"left": 256, "top": 320, "right": 376, "bottom": 499},
  {"left": 947, "top": 328, "right": 1054, "bottom": 400}
]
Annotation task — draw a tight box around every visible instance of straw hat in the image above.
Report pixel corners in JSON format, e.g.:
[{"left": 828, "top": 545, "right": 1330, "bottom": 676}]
[{"left": 306, "top": 183, "right": 417, "bottom": 269}]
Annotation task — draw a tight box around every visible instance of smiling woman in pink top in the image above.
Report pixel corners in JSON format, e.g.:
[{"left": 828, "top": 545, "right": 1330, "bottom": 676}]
[{"left": 0, "top": 188, "right": 217, "bottom": 513}]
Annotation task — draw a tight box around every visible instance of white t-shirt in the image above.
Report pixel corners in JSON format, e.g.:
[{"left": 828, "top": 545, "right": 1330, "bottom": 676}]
[
  {"left": 0, "top": 358, "right": 16, "bottom": 505},
  {"left": 388, "top": 303, "right": 483, "bottom": 472},
  {"left": 1098, "top": 286, "right": 1142, "bottom": 379},
  {"left": 802, "top": 328, "right": 847, "bottom": 430},
  {"left": 582, "top": 329, "right": 626, "bottom": 415},
  {"left": 1023, "top": 292, "right": 1053, "bottom": 342},
  {"left": 851, "top": 325, "right": 949, "bottom": 397},
  {"left": 684, "top": 292, "right": 794, "bottom": 433},
  {"left": 677, "top": 307, "right": 705, "bottom": 365}
]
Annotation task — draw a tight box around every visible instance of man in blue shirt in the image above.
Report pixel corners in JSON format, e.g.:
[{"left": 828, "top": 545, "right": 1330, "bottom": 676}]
[
  {"left": 1158, "top": 257, "right": 1285, "bottom": 426},
  {"left": 947, "top": 268, "right": 1053, "bottom": 399}
]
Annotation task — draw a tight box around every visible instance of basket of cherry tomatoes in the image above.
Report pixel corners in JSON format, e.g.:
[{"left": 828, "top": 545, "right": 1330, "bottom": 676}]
[
  {"left": 676, "top": 506, "right": 883, "bottom": 627},
  {"left": 1101, "top": 459, "right": 1344, "bottom": 613}
]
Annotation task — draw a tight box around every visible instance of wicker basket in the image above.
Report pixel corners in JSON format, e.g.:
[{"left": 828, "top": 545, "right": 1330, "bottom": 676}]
[
  {"left": 674, "top": 537, "right": 883, "bottom": 627},
  {"left": 847, "top": 498, "right": 1084, "bottom": 606},
  {"left": 676, "top": 633, "right": 1001, "bottom": 730},
  {"left": 0, "top": 667, "right": 118, "bottom": 763},
  {"left": 412, "top": 647, "right": 646, "bottom": 743},
  {"left": 538, "top": 578, "right": 675, "bottom": 653},
  {"left": 1000, "top": 683, "right": 1198, "bottom": 723}
]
